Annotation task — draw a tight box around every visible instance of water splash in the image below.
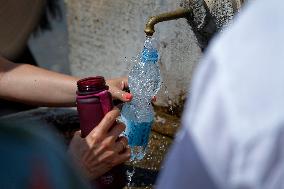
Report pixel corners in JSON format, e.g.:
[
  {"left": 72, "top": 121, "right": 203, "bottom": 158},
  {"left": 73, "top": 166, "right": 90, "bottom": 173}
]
[
  {"left": 126, "top": 166, "right": 136, "bottom": 188},
  {"left": 122, "top": 36, "right": 161, "bottom": 161},
  {"left": 161, "top": 82, "right": 174, "bottom": 115},
  {"left": 121, "top": 114, "right": 152, "bottom": 161}
]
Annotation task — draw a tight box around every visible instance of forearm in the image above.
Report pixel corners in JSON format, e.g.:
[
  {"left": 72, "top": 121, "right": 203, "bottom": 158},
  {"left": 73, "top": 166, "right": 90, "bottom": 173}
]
[{"left": 0, "top": 57, "right": 80, "bottom": 107}]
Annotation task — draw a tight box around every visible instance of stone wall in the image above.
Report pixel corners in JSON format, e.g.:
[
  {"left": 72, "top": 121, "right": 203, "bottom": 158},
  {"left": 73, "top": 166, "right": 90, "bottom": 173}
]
[
  {"left": 66, "top": 0, "right": 202, "bottom": 106},
  {"left": 65, "top": 0, "right": 246, "bottom": 106}
]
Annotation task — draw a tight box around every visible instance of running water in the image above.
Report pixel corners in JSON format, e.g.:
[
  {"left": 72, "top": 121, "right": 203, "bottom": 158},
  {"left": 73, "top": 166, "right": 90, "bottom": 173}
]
[
  {"left": 161, "top": 82, "right": 174, "bottom": 115},
  {"left": 126, "top": 165, "right": 136, "bottom": 188}
]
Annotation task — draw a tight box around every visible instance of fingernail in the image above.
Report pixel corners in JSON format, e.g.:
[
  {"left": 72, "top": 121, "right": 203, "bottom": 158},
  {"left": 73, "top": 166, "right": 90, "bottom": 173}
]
[{"left": 124, "top": 93, "right": 132, "bottom": 100}]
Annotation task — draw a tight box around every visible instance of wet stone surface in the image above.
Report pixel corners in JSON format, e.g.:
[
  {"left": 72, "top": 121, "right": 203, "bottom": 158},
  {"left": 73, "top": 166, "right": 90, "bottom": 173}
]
[
  {"left": 124, "top": 132, "right": 173, "bottom": 188},
  {"left": 0, "top": 107, "right": 180, "bottom": 189},
  {"left": 152, "top": 107, "right": 181, "bottom": 139}
]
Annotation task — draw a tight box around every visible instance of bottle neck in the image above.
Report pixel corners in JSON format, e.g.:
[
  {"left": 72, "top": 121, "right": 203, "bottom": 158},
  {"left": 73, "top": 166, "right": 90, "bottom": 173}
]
[
  {"left": 140, "top": 47, "right": 159, "bottom": 63},
  {"left": 77, "top": 76, "right": 109, "bottom": 95}
]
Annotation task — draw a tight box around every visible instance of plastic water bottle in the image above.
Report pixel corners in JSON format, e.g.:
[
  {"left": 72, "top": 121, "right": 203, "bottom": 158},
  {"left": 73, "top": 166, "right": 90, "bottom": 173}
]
[{"left": 121, "top": 37, "right": 161, "bottom": 161}]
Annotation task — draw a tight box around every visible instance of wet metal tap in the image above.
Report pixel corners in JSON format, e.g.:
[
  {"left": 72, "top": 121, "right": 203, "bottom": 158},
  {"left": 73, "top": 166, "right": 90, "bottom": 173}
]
[{"left": 144, "top": 8, "right": 192, "bottom": 36}]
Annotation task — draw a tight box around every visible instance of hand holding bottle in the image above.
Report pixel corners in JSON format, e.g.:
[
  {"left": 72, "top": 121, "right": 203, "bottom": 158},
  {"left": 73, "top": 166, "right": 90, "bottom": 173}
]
[
  {"left": 106, "top": 77, "right": 133, "bottom": 102},
  {"left": 68, "top": 107, "right": 131, "bottom": 180}
]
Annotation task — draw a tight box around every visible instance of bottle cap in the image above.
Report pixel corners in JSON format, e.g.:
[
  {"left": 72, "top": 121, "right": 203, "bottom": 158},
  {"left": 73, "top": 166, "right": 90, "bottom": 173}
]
[{"left": 77, "top": 76, "right": 109, "bottom": 95}]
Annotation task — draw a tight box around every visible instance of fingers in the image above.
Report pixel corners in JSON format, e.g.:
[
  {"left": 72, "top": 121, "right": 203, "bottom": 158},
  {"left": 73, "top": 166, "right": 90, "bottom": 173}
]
[
  {"left": 107, "top": 77, "right": 133, "bottom": 102},
  {"left": 70, "top": 107, "right": 131, "bottom": 180},
  {"left": 113, "top": 147, "right": 131, "bottom": 165},
  {"left": 121, "top": 92, "right": 133, "bottom": 101},
  {"left": 114, "top": 136, "right": 128, "bottom": 154},
  {"left": 120, "top": 78, "right": 132, "bottom": 101},
  {"left": 85, "top": 136, "right": 130, "bottom": 169},
  {"left": 112, "top": 90, "right": 132, "bottom": 102},
  {"left": 89, "top": 107, "right": 120, "bottom": 136},
  {"left": 107, "top": 123, "right": 126, "bottom": 141}
]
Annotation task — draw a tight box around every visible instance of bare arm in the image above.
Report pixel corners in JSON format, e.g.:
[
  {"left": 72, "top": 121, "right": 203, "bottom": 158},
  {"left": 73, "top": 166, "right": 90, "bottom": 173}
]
[
  {"left": 0, "top": 56, "right": 132, "bottom": 107},
  {"left": 0, "top": 56, "right": 78, "bottom": 106}
]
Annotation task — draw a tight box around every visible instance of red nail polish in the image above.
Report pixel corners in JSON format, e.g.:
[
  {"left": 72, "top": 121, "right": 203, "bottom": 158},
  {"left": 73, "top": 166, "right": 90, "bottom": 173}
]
[{"left": 124, "top": 93, "right": 132, "bottom": 100}]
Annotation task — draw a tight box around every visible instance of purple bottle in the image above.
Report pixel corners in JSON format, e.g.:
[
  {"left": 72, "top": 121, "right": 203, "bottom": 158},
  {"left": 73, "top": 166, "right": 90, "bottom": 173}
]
[
  {"left": 76, "top": 76, "right": 112, "bottom": 138},
  {"left": 76, "top": 76, "right": 125, "bottom": 189}
]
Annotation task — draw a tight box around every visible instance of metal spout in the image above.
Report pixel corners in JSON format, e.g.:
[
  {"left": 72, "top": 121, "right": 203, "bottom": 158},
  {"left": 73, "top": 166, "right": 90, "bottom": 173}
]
[{"left": 144, "top": 8, "right": 192, "bottom": 36}]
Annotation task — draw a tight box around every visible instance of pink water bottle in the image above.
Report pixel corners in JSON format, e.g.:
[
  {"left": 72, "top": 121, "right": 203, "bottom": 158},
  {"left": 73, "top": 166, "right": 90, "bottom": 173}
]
[
  {"left": 76, "top": 76, "right": 125, "bottom": 189},
  {"left": 76, "top": 76, "right": 113, "bottom": 138}
]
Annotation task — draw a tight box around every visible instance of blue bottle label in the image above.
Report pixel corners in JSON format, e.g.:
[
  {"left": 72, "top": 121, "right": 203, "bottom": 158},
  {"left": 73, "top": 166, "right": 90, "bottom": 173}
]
[
  {"left": 121, "top": 115, "right": 153, "bottom": 146},
  {"left": 141, "top": 48, "right": 158, "bottom": 63}
]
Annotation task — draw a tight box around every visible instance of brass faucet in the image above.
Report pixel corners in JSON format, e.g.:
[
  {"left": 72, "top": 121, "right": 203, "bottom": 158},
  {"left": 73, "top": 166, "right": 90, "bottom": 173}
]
[{"left": 144, "top": 8, "right": 192, "bottom": 36}]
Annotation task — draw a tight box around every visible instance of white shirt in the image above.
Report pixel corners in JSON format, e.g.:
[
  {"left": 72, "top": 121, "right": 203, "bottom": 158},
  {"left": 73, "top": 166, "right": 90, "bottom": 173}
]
[{"left": 156, "top": 0, "right": 284, "bottom": 188}]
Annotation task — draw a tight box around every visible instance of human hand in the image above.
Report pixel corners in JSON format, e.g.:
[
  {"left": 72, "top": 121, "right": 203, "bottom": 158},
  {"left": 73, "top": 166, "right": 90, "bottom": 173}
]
[
  {"left": 106, "top": 77, "right": 132, "bottom": 102},
  {"left": 68, "top": 107, "right": 131, "bottom": 180},
  {"left": 106, "top": 77, "right": 157, "bottom": 103}
]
